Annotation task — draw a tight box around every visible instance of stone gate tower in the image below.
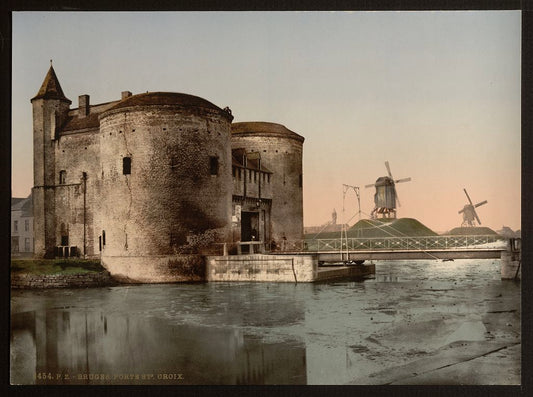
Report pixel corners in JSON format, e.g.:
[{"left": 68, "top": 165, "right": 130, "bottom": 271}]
[{"left": 30, "top": 64, "right": 305, "bottom": 282}]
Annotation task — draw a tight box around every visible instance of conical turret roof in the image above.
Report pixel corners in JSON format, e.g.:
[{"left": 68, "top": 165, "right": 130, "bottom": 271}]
[{"left": 31, "top": 64, "right": 71, "bottom": 103}]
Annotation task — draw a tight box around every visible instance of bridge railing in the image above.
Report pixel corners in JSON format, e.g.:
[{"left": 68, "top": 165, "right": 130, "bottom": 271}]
[{"left": 276, "top": 235, "right": 505, "bottom": 252}]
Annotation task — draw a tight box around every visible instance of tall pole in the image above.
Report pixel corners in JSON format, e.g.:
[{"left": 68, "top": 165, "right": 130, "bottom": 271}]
[{"left": 341, "top": 184, "right": 360, "bottom": 262}]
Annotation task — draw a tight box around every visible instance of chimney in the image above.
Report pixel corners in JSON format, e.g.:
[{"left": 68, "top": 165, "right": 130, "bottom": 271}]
[
  {"left": 78, "top": 95, "right": 89, "bottom": 118},
  {"left": 122, "top": 91, "right": 132, "bottom": 100}
]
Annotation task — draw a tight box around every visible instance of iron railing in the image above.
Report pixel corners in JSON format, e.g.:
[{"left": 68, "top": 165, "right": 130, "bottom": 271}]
[{"left": 275, "top": 235, "right": 505, "bottom": 253}]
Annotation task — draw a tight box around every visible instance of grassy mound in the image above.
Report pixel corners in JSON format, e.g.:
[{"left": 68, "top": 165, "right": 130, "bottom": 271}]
[
  {"left": 306, "top": 218, "right": 438, "bottom": 239},
  {"left": 11, "top": 259, "right": 104, "bottom": 275},
  {"left": 447, "top": 227, "right": 498, "bottom": 236}
]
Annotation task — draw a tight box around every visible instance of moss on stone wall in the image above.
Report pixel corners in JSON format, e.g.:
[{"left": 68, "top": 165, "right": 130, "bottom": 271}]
[{"left": 11, "top": 258, "right": 104, "bottom": 275}]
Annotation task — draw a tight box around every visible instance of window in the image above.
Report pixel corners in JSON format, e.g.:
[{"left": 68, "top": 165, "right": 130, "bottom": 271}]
[
  {"left": 254, "top": 171, "right": 257, "bottom": 183},
  {"left": 209, "top": 156, "right": 219, "bottom": 176},
  {"left": 24, "top": 219, "right": 29, "bottom": 232},
  {"left": 299, "top": 174, "right": 303, "bottom": 188},
  {"left": 123, "top": 157, "right": 131, "bottom": 175},
  {"left": 170, "top": 156, "right": 178, "bottom": 170},
  {"left": 59, "top": 170, "right": 66, "bottom": 184},
  {"left": 61, "top": 235, "right": 69, "bottom": 246},
  {"left": 24, "top": 238, "right": 30, "bottom": 252},
  {"left": 232, "top": 167, "right": 236, "bottom": 178},
  {"left": 238, "top": 168, "right": 241, "bottom": 179},
  {"left": 14, "top": 220, "right": 18, "bottom": 232},
  {"left": 267, "top": 174, "right": 271, "bottom": 183}
]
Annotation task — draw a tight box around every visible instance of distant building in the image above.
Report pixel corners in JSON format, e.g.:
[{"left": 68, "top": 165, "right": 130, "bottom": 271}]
[
  {"left": 304, "top": 208, "right": 347, "bottom": 236},
  {"left": 31, "top": 64, "right": 304, "bottom": 282},
  {"left": 11, "top": 194, "right": 33, "bottom": 255}
]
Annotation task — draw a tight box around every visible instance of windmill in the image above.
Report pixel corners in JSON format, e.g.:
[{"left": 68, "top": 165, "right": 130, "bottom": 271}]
[
  {"left": 458, "top": 188, "right": 487, "bottom": 227},
  {"left": 365, "top": 161, "right": 411, "bottom": 219}
]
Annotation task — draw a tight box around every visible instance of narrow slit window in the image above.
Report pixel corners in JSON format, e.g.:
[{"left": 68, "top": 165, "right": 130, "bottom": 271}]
[
  {"left": 209, "top": 156, "right": 219, "bottom": 175},
  {"left": 59, "top": 170, "right": 66, "bottom": 184},
  {"left": 123, "top": 157, "right": 131, "bottom": 175}
]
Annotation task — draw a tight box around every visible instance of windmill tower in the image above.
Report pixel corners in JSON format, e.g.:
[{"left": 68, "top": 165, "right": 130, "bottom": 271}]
[
  {"left": 365, "top": 161, "right": 411, "bottom": 219},
  {"left": 458, "top": 188, "right": 487, "bottom": 227}
]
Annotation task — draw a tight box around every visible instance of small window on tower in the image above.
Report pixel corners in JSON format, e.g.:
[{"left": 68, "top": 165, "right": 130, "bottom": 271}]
[
  {"left": 209, "top": 156, "right": 218, "bottom": 176},
  {"left": 123, "top": 157, "right": 131, "bottom": 175},
  {"left": 59, "top": 170, "right": 66, "bottom": 185}
]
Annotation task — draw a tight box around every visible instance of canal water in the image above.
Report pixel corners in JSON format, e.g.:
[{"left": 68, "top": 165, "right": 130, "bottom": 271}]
[{"left": 10, "top": 259, "right": 520, "bottom": 385}]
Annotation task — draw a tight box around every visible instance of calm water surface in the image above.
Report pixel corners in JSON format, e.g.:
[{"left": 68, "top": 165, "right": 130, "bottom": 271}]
[{"left": 11, "top": 259, "right": 517, "bottom": 385}]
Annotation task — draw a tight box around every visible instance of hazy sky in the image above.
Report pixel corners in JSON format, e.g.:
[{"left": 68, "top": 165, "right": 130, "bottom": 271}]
[{"left": 12, "top": 11, "right": 521, "bottom": 232}]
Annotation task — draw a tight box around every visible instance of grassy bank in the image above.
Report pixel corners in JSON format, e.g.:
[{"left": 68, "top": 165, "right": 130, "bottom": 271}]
[{"left": 11, "top": 259, "right": 105, "bottom": 275}]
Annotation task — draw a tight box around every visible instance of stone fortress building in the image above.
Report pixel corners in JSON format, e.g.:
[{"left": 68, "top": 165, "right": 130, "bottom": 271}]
[{"left": 32, "top": 65, "right": 304, "bottom": 282}]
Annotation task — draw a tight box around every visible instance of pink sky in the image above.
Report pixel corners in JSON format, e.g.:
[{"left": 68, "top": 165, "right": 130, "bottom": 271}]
[{"left": 12, "top": 11, "right": 521, "bottom": 232}]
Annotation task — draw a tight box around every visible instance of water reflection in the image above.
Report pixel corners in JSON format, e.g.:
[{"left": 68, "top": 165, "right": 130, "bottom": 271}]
[
  {"left": 11, "top": 309, "right": 306, "bottom": 385},
  {"left": 11, "top": 260, "right": 518, "bottom": 385}
]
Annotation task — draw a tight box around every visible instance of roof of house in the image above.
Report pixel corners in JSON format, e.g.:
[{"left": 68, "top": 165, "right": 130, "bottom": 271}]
[
  {"left": 12, "top": 194, "right": 32, "bottom": 216},
  {"left": 11, "top": 198, "right": 25, "bottom": 208},
  {"left": 62, "top": 112, "right": 101, "bottom": 132}
]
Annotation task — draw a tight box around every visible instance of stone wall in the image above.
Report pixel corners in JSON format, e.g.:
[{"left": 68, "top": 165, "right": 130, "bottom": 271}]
[
  {"left": 501, "top": 252, "right": 521, "bottom": 280},
  {"left": 11, "top": 271, "right": 114, "bottom": 289},
  {"left": 206, "top": 254, "right": 317, "bottom": 282},
  {"left": 53, "top": 130, "right": 101, "bottom": 257},
  {"left": 97, "top": 103, "right": 233, "bottom": 269},
  {"left": 101, "top": 255, "right": 206, "bottom": 283}
]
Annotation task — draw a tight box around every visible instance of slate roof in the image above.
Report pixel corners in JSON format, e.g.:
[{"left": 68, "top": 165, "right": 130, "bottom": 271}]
[
  {"left": 12, "top": 194, "right": 32, "bottom": 216},
  {"left": 62, "top": 112, "right": 101, "bottom": 132},
  {"left": 32, "top": 65, "right": 71, "bottom": 103},
  {"left": 11, "top": 198, "right": 25, "bottom": 208}
]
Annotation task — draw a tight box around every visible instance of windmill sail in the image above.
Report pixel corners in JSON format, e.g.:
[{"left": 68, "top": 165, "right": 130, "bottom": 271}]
[
  {"left": 366, "top": 161, "right": 411, "bottom": 219},
  {"left": 459, "top": 188, "right": 487, "bottom": 226}
]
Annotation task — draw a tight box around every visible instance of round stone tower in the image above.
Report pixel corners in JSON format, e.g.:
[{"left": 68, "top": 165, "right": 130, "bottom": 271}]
[
  {"left": 231, "top": 122, "right": 304, "bottom": 243},
  {"left": 97, "top": 92, "right": 233, "bottom": 282}
]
